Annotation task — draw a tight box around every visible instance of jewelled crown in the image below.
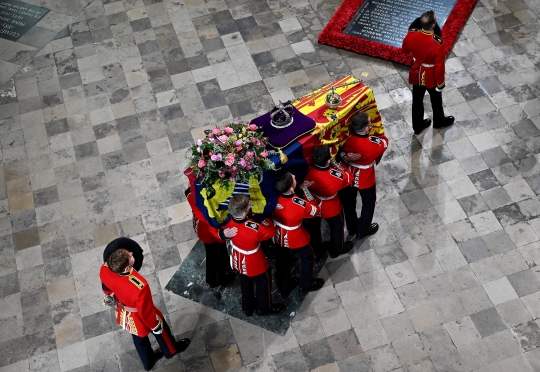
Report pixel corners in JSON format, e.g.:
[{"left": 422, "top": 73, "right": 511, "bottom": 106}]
[{"left": 270, "top": 101, "right": 294, "bottom": 128}]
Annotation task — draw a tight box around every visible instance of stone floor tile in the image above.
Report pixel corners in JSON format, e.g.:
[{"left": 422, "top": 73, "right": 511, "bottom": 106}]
[
  {"left": 326, "top": 329, "right": 363, "bottom": 361},
  {"left": 291, "top": 315, "right": 326, "bottom": 346},
  {"left": 318, "top": 307, "right": 351, "bottom": 338},
  {"left": 430, "top": 348, "right": 468, "bottom": 372},
  {"left": 456, "top": 338, "right": 495, "bottom": 371},
  {"left": 408, "top": 303, "right": 441, "bottom": 333},
  {"left": 484, "top": 329, "right": 522, "bottom": 362}
]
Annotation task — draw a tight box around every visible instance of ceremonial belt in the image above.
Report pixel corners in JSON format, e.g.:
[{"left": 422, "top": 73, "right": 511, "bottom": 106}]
[
  {"left": 118, "top": 303, "right": 138, "bottom": 312},
  {"left": 347, "top": 161, "right": 376, "bottom": 169},
  {"left": 230, "top": 241, "right": 260, "bottom": 255},
  {"left": 311, "top": 193, "right": 336, "bottom": 201},
  {"left": 421, "top": 63, "right": 434, "bottom": 67},
  {"left": 274, "top": 220, "right": 302, "bottom": 231}
]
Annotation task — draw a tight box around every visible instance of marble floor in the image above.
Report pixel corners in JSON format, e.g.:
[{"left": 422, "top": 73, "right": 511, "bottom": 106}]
[{"left": 1, "top": 0, "right": 540, "bottom": 371}]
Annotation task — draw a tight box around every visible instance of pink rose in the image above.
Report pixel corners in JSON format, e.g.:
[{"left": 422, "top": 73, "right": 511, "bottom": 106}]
[
  {"left": 235, "top": 139, "right": 243, "bottom": 146},
  {"left": 218, "top": 135, "right": 229, "bottom": 143},
  {"left": 261, "top": 151, "right": 268, "bottom": 157},
  {"left": 212, "top": 128, "right": 221, "bottom": 136},
  {"left": 232, "top": 166, "right": 237, "bottom": 171},
  {"left": 198, "top": 159, "right": 206, "bottom": 168},
  {"left": 219, "top": 172, "right": 225, "bottom": 178},
  {"left": 238, "top": 158, "right": 246, "bottom": 167},
  {"left": 211, "top": 154, "right": 222, "bottom": 161},
  {"left": 236, "top": 146, "right": 242, "bottom": 151},
  {"left": 225, "top": 159, "right": 234, "bottom": 166},
  {"left": 248, "top": 124, "right": 258, "bottom": 130},
  {"left": 223, "top": 127, "right": 234, "bottom": 134}
]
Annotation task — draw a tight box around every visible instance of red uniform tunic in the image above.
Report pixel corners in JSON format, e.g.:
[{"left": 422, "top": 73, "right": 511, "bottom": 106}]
[
  {"left": 402, "top": 28, "right": 445, "bottom": 89},
  {"left": 222, "top": 217, "right": 276, "bottom": 277},
  {"left": 304, "top": 164, "right": 352, "bottom": 219},
  {"left": 100, "top": 266, "right": 162, "bottom": 337},
  {"left": 273, "top": 193, "right": 320, "bottom": 249},
  {"left": 186, "top": 189, "right": 223, "bottom": 244},
  {"left": 341, "top": 132, "right": 389, "bottom": 189}
]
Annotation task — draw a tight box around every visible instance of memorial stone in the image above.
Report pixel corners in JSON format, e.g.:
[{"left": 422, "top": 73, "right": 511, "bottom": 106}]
[
  {"left": 343, "top": 0, "right": 458, "bottom": 47},
  {"left": 0, "top": 0, "right": 49, "bottom": 42}
]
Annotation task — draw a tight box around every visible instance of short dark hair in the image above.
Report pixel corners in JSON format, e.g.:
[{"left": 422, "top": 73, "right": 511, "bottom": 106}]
[
  {"left": 312, "top": 145, "right": 331, "bottom": 166},
  {"left": 420, "top": 10, "right": 436, "bottom": 29},
  {"left": 351, "top": 112, "right": 370, "bottom": 132},
  {"left": 275, "top": 172, "right": 293, "bottom": 194},
  {"left": 228, "top": 194, "right": 250, "bottom": 218},
  {"left": 108, "top": 248, "right": 130, "bottom": 273}
]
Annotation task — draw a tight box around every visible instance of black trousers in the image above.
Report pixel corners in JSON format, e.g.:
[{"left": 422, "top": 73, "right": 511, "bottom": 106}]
[
  {"left": 204, "top": 242, "right": 234, "bottom": 287},
  {"left": 240, "top": 270, "right": 272, "bottom": 313},
  {"left": 304, "top": 212, "right": 345, "bottom": 257},
  {"left": 132, "top": 319, "right": 177, "bottom": 369},
  {"left": 339, "top": 185, "right": 377, "bottom": 237},
  {"left": 275, "top": 244, "right": 315, "bottom": 294},
  {"left": 412, "top": 84, "right": 445, "bottom": 130}
]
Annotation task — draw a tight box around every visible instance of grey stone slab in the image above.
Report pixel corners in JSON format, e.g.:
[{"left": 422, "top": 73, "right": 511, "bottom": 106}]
[
  {"left": 458, "top": 236, "right": 492, "bottom": 263},
  {"left": 470, "top": 307, "right": 508, "bottom": 338},
  {"left": 507, "top": 269, "right": 540, "bottom": 297}
]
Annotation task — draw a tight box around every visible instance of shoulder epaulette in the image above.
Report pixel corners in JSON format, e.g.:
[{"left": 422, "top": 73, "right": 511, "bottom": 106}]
[
  {"left": 433, "top": 34, "right": 442, "bottom": 44},
  {"left": 409, "top": 28, "right": 419, "bottom": 32},
  {"left": 128, "top": 275, "right": 144, "bottom": 290}
]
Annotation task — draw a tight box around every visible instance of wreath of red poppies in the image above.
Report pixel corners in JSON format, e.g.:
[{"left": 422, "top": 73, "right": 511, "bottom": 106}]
[{"left": 318, "top": 0, "right": 479, "bottom": 65}]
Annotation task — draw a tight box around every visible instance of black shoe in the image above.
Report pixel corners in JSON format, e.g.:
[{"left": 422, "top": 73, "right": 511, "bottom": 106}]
[
  {"left": 280, "top": 277, "right": 299, "bottom": 298},
  {"left": 299, "top": 278, "right": 325, "bottom": 295},
  {"left": 357, "top": 223, "right": 379, "bottom": 240},
  {"left": 414, "top": 119, "right": 431, "bottom": 135},
  {"left": 164, "top": 338, "right": 190, "bottom": 359},
  {"left": 145, "top": 349, "right": 164, "bottom": 371},
  {"left": 244, "top": 308, "right": 254, "bottom": 317},
  {"left": 434, "top": 116, "right": 454, "bottom": 128},
  {"left": 329, "top": 241, "right": 354, "bottom": 258},
  {"left": 256, "top": 303, "right": 286, "bottom": 316}
]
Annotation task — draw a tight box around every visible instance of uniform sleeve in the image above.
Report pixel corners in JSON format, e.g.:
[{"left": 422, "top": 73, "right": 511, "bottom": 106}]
[
  {"left": 100, "top": 265, "right": 113, "bottom": 295},
  {"left": 374, "top": 133, "right": 389, "bottom": 164},
  {"left": 435, "top": 46, "right": 446, "bottom": 89},
  {"left": 401, "top": 34, "right": 410, "bottom": 55},
  {"left": 341, "top": 167, "right": 353, "bottom": 188},
  {"left": 135, "top": 285, "right": 161, "bottom": 331},
  {"left": 302, "top": 199, "right": 320, "bottom": 219},
  {"left": 258, "top": 219, "right": 277, "bottom": 241}
]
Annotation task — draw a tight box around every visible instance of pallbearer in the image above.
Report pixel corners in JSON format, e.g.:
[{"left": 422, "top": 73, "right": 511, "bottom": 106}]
[
  {"left": 185, "top": 187, "right": 237, "bottom": 288},
  {"left": 273, "top": 172, "right": 325, "bottom": 296},
  {"left": 223, "top": 195, "right": 286, "bottom": 317},
  {"left": 339, "top": 112, "right": 388, "bottom": 240},
  {"left": 303, "top": 145, "right": 354, "bottom": 258}
]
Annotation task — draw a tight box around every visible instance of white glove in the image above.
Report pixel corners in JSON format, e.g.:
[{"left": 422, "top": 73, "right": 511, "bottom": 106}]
[
  {"left": 152, "top": 323, "right": 163, "bottom": 335},
  {"left": 102, "top": 294, "right": 116, "bottom": 308},
  {"left": 435, "top": 87, "right": 442, "bottom": 93}
]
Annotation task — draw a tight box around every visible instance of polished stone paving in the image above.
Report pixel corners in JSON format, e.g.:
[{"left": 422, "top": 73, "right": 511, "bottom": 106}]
[{"left": 1, "top": 0, "right": 540, "bottom": 371}]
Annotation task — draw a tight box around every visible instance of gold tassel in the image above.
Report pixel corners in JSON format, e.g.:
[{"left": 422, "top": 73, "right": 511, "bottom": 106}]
[{"left": 278, "top": 148, "right": 288, "bottom": 164}]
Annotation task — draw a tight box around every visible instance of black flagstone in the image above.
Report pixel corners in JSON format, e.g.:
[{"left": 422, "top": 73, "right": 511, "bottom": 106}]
[{"left": 166, "top": 229, "right": 331, "bottom": 335}]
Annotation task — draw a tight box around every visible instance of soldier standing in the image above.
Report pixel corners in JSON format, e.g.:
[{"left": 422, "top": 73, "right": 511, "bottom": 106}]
[
  {"left": 339, "top": 112, "right": 388, "bottom": 240},
  {"left": 273, "top": 172, "right": 325, "bottom": 296},
  {"left": 223, "top": 194, "right": 286, "bottom": 317},
  {"left": 402, "top": 10, "right": 454, "bottom": 135},
  {"left": 100, "top": 249, "right": 190, "bottom": 371},
  {"left": 303, "top": 145, "right": 354, "bottom": 258}
]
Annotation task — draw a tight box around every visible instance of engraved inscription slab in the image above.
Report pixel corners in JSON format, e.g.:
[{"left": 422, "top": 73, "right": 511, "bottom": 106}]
[
  {"left": 0, "top": 0, "right": 49, "bottom": 41},
  {"left": 343, "top": 0, "right": 458, "bottom": 47}
]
